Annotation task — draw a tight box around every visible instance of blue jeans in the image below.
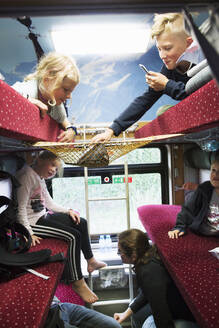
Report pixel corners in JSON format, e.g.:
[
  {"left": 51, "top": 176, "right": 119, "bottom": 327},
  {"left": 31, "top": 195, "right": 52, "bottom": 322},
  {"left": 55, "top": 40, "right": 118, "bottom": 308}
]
[
  {"left": 142, "top": 315, "right": 199, "bottom": 328},
  {"left": 132, "top": 303, "right": 152, "bottom": 328},
  {"left": 58, "top": 302, "right": 122, "bottom": 328}
]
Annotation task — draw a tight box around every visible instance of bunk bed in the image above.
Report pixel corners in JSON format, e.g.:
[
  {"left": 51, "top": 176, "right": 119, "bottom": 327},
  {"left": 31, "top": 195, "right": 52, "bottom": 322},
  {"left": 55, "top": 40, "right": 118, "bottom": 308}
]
[
  {"left": 0, "top": 80, "right": 61, "bottom": 143},
  {"left": 0, "top": 80, "right": 83, "bottom": 327},
  {"left": 137, "top": 205, "right": 219, "bottom": 328},
  {"left": 135, "top": 79, "right": 219, "bottom": 139},
  {"left": 0, "top": 76, "right": 219, "bottom": 327},
  {"left": 1, "top": 78, "right": 218, "bottom": 146},
  {"left": 134, "top": 79, "right": 219, "bottom": 328},
  {"left": 0, "top": 239, "right": 68, "bottom": 328}
]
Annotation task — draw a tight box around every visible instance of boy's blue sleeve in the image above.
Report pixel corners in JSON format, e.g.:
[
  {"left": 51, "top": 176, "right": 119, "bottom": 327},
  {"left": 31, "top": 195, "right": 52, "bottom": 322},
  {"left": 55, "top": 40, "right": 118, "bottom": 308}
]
[
  {"left": 165, "top": 79, "right": 188, "bottom": 100},
  {"left": 160, "top": 64, "right": 191, "bottom": 100},
  {"left": 110, "top": 88, "right": 162, "bottom": 136},
  {"left": 109, "top": 65, "right": 190, "bottom": 136}
]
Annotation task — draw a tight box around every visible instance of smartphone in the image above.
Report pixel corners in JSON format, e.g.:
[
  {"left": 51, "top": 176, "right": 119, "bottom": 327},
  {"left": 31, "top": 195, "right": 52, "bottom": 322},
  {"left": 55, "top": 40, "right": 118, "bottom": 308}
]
[{"left": 139, "top": 64, "right": 149, "bottom": 74}]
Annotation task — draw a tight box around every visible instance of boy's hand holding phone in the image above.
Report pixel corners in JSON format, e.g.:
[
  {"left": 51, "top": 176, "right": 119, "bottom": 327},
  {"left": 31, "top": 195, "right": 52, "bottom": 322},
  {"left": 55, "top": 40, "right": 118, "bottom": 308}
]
[
  {"left": 139, "top": 64, "right": 168, "bottom": 91},
  {"left": 146, "top": 72, "right": 169, "bottom": 91}
]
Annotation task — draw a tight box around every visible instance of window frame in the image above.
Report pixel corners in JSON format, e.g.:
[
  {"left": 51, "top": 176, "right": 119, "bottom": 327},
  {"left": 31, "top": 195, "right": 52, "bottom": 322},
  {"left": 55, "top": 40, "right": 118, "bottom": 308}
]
[{"left": 47, "top": 145, "right": 169, "bottom": 204}]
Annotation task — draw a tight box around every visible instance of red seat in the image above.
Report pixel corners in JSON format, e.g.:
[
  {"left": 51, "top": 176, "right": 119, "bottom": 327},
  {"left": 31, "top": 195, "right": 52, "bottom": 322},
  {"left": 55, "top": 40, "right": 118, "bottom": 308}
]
[
  {"left": 135, "top": 80, "right": 219, "bottom": 139},
  {"left": 55, "top": 283, "right": 85, "bottom": 305},
  {"left": 0, "top": 238, "right": 68, "bottom": 328},
  {"left": 137, "top": 204, "right": 181, "bottom": 242},
  {"left": 137, "top": 204, "right": 219, "bottom": 328}
]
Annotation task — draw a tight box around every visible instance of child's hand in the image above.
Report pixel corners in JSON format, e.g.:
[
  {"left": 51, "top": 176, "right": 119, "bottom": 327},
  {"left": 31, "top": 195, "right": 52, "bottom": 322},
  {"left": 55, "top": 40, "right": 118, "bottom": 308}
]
[
  {"left": 68, "top": 209, "right": 80, "bottom": 224},
  {"left": 57, "top": 129, "right": 75, "bottom": 142},
  {"left": 91, "top": 128, "right": 114, "bottom": 143},
  {"left": 31, "top": 234, "right": 42, "bottom": 247},
  {"left": 168, "top": 229, "right": 184, "bottom": 239},
  {"left": 114, "top": 307, "right": 132, "bottom": 323},
  {"left": 146, "top": 72, "right": 169, "bottom": 91},
  {"left": 28, "top": 98, "right": 48, "bottom": 118},
  {"left": 182, "top": 182, "right": 198, "bottom": 191},
  {"left": 114, "top": 312, "right": 128, "bottom": 324}
]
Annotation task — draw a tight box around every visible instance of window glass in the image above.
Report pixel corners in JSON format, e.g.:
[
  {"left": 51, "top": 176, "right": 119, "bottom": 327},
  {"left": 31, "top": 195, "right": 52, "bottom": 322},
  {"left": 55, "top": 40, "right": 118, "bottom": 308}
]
[
  {"left": 110, "top": 147, "right": 161, "bottom": 165},
  {"left": 52, "top": 172, "right": 161, "bottom": 234},
  {"left": 88, "top": 172, "right": 161, "bottom": 234},
  {"left": 53, "top": 177, "right": 86, "bottom": 215}
]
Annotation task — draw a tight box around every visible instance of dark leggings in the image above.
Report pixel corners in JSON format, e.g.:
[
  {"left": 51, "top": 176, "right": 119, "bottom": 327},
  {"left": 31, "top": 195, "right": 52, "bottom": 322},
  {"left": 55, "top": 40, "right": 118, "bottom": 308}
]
[{"left": 32, "top": 213, "right": 93, "bottom": 283}]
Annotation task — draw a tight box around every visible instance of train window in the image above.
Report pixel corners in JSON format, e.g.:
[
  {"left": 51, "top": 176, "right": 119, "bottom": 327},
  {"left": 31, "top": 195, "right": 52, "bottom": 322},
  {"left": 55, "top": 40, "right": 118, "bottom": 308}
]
[
  {"left": 52, "top": 175, "right": 86, "bottom": 215},
  {"left": 51, "top": 146, "right": 167, "bottom": 234},
  {"left": 111, "top": 147, "right": 161, "bottom": 165}
]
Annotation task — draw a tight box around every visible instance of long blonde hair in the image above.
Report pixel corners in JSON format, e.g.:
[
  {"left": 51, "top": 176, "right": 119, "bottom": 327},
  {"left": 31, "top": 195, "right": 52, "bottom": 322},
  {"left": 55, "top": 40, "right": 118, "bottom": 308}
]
[
  {"left": 118, "top": 229, "right": 159, "bottom": 272},
  {"left": 24, "top": 52, "right": 80, "bottom": 106},
  {"left": 36, "top": 150, "right": 63, "bottom": 177},
  {"left": 151, "top": 13, "right": 189, "bottom": 39}
]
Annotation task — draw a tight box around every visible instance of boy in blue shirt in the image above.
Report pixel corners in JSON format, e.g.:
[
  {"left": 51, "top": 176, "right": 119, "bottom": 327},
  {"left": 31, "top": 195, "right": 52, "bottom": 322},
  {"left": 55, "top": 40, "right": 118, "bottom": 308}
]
[{"left": 92, "top": 13, "right": 198, "bottom": 143}]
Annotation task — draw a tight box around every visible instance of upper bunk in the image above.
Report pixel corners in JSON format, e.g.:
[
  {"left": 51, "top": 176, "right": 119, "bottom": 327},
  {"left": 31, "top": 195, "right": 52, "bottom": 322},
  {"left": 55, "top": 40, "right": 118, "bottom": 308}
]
[
  {"left": 0, "top": 78, "right": 218, "bottom": 155},
  {"left": 0, "top": 80, "right": 61, "bottom": 144},
  {"left": 134, "top": 79, "right": 219, "bottom": 140},
  {"left": 1, "top": 2, "right": 218, "bottom": 155}
]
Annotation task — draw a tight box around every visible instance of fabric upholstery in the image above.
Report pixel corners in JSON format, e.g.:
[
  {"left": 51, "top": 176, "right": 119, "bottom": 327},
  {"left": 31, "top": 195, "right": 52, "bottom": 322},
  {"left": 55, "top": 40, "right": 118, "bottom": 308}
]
[
  {"left": 0, "top": 80, "right": 61, "bottom": 142},
  {"left": 135, "top": 80, "right": 219, "bottom": 139},
  {"left": 137, "top": 204, "right": 219, "bottom": 328},
  {"left": 138, "top": 204, "right": 181, "bottom": 242},
  {"left": 0, "top": 238, "right": 68, "bottom": 328},
  {"left": 55, "top": 283, "right": 85, "bottom": 305}
]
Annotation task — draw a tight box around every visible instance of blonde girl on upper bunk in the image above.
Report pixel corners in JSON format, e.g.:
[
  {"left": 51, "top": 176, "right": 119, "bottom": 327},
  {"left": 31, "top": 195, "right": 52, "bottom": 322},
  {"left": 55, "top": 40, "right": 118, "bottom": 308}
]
[{"left": 12, "top": 52, "right": 79, "bottom": 142}]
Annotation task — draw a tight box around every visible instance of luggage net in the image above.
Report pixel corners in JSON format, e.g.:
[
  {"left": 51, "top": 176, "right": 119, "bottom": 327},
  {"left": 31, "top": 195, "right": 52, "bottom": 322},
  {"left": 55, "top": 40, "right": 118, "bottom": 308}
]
[{"left": 32, "top": 134, "right": 181, "bottom": 168}]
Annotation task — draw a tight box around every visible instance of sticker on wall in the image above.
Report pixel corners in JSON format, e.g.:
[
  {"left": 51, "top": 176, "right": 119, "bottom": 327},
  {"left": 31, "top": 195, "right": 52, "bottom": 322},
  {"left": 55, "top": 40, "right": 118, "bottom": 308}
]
[
  {"left": 88, "top": 177, "right": 101, "bottom": 185},
  {"left": 113, "top": 177, "right": 132, "bottom": 184},
  {"left": 101, "top": 175, "right": 112, "bottom": 184}
]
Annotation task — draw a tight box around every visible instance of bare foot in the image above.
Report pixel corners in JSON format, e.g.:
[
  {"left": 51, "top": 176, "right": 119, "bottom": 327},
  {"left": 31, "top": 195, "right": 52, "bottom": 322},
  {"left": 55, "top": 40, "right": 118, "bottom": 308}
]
[
  {"left": 87, "top": 257, "right": 107, "bottom": 273},
  {"left": 72, "top": 278, "right": 98, "bottom": 304}
]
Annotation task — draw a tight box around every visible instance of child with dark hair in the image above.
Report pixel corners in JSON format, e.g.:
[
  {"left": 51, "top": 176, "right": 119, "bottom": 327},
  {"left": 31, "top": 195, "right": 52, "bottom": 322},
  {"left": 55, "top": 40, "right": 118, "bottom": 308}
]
[
  {"left": 115, "top": 229, "right": 198, "bottom": 328},
  {"left": 16, "top": 150, "right": 106, "bottom": 304},
  {"left": 168, "top": 156, "right": 219, "bottom": 238}
]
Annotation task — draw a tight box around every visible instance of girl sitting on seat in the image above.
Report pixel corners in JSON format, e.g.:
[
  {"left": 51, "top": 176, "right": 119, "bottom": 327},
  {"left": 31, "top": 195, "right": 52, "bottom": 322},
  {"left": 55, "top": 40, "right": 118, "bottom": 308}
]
[{"left": 16, "top": 150, "right": 106, "bottom": 303}]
